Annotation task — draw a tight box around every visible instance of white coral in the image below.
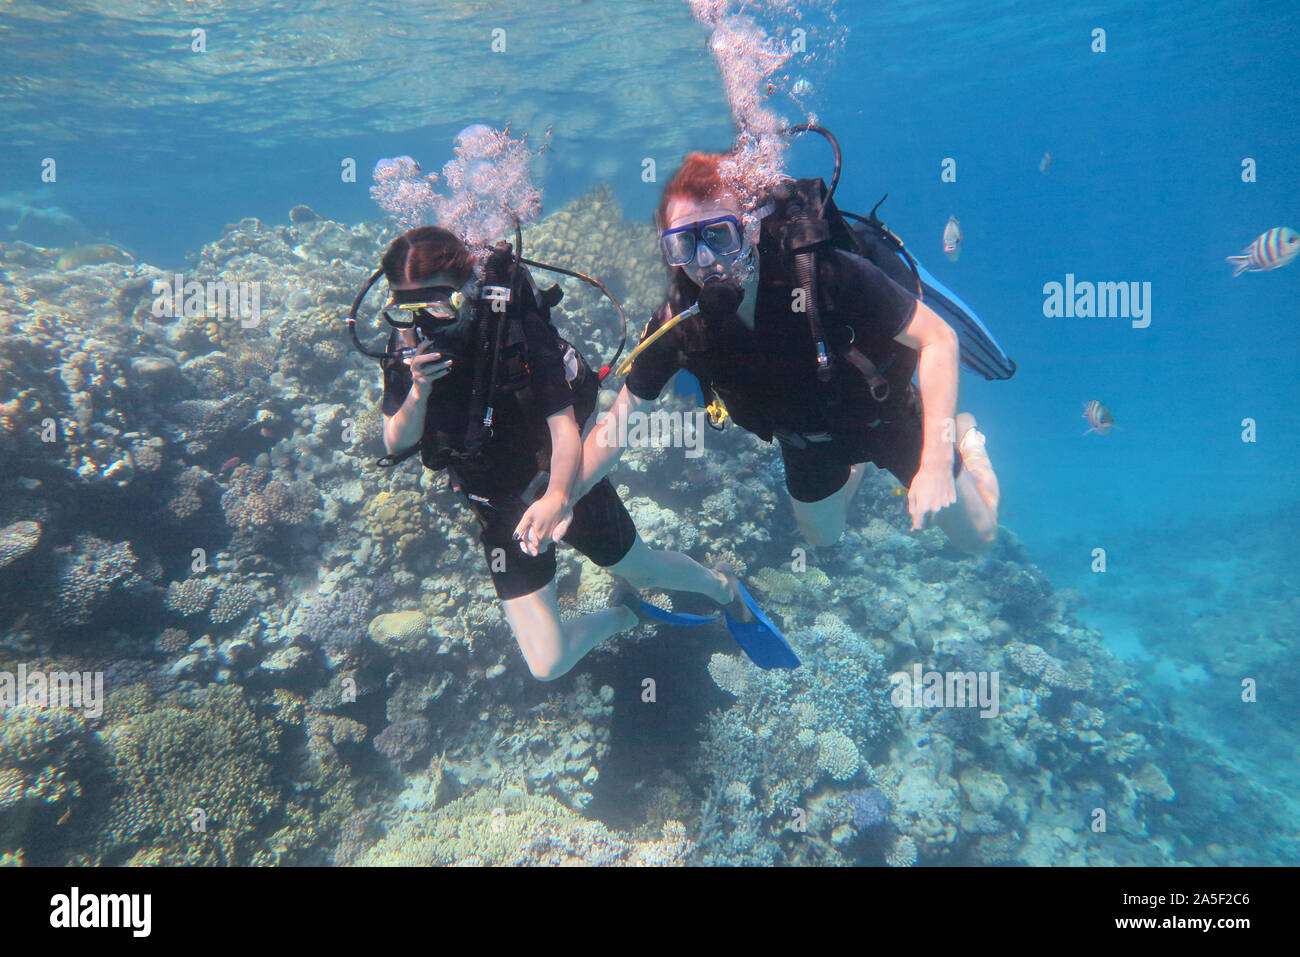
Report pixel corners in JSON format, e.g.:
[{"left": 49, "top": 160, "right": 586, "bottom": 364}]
[
  {"left": 815, "top": 730, "right": 861, "bottom": 781},
  {"left": 707, "top": 653, "right": 751, "bottom": 697}
]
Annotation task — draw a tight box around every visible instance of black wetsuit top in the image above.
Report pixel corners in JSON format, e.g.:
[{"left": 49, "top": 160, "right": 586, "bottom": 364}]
[
  {"left": 379, "top": 315, "right": 636, "bottom": 600},
  {"left": 380, "top": 312, "right": 575, "bottom": 500},
  {"left": 626, "top": 247, "right": 920, "bottom": 441}
]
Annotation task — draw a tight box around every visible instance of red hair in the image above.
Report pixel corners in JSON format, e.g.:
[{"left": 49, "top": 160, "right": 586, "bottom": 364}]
[{"left": 655, "top": 152, "right": 734, "bottom": 229}]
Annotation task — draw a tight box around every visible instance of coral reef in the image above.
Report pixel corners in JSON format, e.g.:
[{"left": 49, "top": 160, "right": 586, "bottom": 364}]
[
  {"left": 0, "top": 521, "right": 41, "bottom": 569},
  {"left": 50, "top": 534, "right": 150, "bottom": 629},
  {"left": 96, "top": 684, "right": 283, "bottom": 865},
  {"left": 0, "top": 706, "right": 94, "bottom": 862},
  {"left": 293, "top": 585, "right": 373, "bottom": 654},
  {"left": 373, "top": 719, "right": 431, "bottom": 765},
  {"left": 842, "top": 787, "right": 890, "bottom": 829},
  {"left": 357, "top": 788, "right": 693, "bottom": 867},
  {"left": 220, "top": 464, "right": 320, "bottom": 532},
  {"left": 0, "top": 192, "right": 1288, "bottom": 870}
]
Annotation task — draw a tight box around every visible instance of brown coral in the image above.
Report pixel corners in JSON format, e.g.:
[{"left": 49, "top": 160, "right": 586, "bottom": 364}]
[
  {"left": 209, "top": 583, "right": 257, "bottom": 625},
  {"left": 358, "top": 489, "right": 434, "bottom": 562},
  {"left": 165, "top": 577, "right": 217, "bottom": 617},
  {"left": 166, "top": 466, "right": 211, "bottom": 521},
  {"left": 220, "top": 464, "right": 320, "bottom": 531}
]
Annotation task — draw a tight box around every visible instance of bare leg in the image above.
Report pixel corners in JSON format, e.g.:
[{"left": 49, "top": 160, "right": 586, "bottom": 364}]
[
  {"left": 501, "top": 580, "right": 637, "bottom": 681},
  {"left": 790, "top": 462, "right": 868, "bottom": 547},
  {"left": 606, "top": 534, "right": 731, "bottom": 605}
]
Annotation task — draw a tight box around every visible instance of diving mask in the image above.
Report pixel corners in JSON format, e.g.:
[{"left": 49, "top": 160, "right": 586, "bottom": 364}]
[
  {"left": 660, "top": 215, "right": 745, "bottom": 267},
  {"left": 382, "top": 283, "right": 471, "bottom": 330}
]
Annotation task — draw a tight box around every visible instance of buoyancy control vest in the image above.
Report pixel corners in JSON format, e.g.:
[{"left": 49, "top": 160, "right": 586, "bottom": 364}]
[
  {"left": 377, "top": 242, "right": 599, "bottom": 477},
  {"left": 661, "top": 177, "right": 920, "bottom": 440}
]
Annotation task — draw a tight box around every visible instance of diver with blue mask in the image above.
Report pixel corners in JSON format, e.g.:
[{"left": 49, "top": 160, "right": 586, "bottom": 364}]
[{"left": 582, "top": 128, "right": 1009, "bottom": 562}]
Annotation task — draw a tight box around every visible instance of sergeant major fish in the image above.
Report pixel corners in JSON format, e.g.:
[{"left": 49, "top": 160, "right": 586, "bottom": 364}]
[
  {"left": 942, "top": 216, "right": 962, "bottom": 262},
  {"left": 1082, "top": 399, "right": 1115, "bottom": 435},
  {"left": 1226, "top": 227, "right": 1299, "bottom": 277}
]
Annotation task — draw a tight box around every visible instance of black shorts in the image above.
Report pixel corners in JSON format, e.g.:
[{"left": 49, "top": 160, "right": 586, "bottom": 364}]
[
  {"left": 471, "top": 477, "right": 638, "bottom": 601},
  {"left": 779, "top": 395, "right": 962, "bottom": 503}
]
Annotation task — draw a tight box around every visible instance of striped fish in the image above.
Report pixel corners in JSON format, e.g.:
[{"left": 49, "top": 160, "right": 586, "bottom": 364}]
[
  {"left": 1082, "top": 399, "right": 1114, "bottom": 435},
  {"left": 1226, "top": 227, "right": 1299, "bottom": 277}
]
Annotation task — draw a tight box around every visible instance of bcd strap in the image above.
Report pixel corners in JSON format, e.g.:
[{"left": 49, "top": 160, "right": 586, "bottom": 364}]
[
  {"left": 839, "top": 345, "right": 891, "bottom": 402},
  {"left": 464, "top": 244, "right": 516, "bottom": 453},
  {"left": 775, "top": 186, "right": 836, "bottom": 388},
  {"left": 776, "top": 179, "right": 906, "bottom": 402},
  {"left": 374, "top": 428, "right": 457, "bottom": 469}
]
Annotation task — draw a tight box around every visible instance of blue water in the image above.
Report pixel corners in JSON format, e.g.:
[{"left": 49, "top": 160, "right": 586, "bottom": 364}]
[
  {"left": 2, "top": 0, "right": 1297, "bottom": 867},
  {"left": 7, "top": 0, "right": 1294, "bottom": 544}
]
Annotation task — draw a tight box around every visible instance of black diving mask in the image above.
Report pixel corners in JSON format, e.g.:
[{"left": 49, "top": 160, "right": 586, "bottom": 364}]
[
  {"left": 347, "top": 269, "right": 478, "bottom": 362},
  {"left": 382, "top": 284, "right": 470, "bottom": 330}
]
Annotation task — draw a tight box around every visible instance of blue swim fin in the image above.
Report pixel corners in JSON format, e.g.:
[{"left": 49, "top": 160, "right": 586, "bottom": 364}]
[
  {"left": 636, "top": 587, "right": 801, "bottom": 670},
  {"left": 722, "top": 582, "right": 801, "bottom": 670},
  {"left": 635, "top": 600, "right": 715, "bottom": 627},
  {"left": 671, "top": 369, "right": 706, "bottom": 405},
  {"left": 844, "top": 200, "right": 1015, "bottom": 381},
  {"left": 911, "top": 257, "right": 1016, "bottom": 381}
]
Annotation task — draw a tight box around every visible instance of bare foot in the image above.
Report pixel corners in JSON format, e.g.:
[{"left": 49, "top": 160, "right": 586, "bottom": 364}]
[
  {"left": 711, "top": 562, "right": 753, "bottom": 623},
  {"left": 956, "top": 412, "right": 1000, "bottom": 518}
]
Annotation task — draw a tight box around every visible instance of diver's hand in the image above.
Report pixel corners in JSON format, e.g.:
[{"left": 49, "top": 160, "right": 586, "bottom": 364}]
[
  {"left": 512, "top": 492, "right": 574, "bottom": 556},
  {"left": 406, "top": 343, "right": 453, "bottom": 399},
  {"left": 907, "top": 463, "right": 957, "bottom": 531}
]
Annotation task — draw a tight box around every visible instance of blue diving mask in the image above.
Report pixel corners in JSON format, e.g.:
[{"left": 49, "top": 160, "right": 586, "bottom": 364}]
[{"left": 660, "top": 215, "right": 745, "bottom": 267}]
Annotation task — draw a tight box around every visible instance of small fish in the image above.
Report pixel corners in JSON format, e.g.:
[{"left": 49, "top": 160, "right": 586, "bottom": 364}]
[
  {"left": 1082, "top": 400, "right": 1115, "bottom": 435},
  {"left": 1226, "top": 227, "right": 1299, "bottom": 277},
  {"left": 942, "top": 216, "right": 962, "bottom": 262},
  {"left": 219, "top": 456, "right": 241, "bottom": 474},
  {"left": 1039, "top": 151, "right": 1052, "bottom": 174},
  {"left": 888, "top": 487, "right": 907, "bottom": 496},
  {"left": 54, "top": 243, "right": 134, "bottom": 270}
]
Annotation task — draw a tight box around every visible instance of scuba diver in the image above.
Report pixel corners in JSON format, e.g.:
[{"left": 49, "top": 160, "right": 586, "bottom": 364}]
[
  {"left": 579, "top": 129, "right": 1010, "bottom": 555},
  {"left": 353, "top": 225, "right": 794, "bottom": 678}
]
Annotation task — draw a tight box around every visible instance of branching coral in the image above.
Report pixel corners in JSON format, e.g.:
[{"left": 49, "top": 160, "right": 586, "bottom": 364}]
[
  {"left": 220, "top": 464, "right": 320, "bottom": 531},
  {"left": 97, "top": 684, "right": 282, "bottom": 866}
]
